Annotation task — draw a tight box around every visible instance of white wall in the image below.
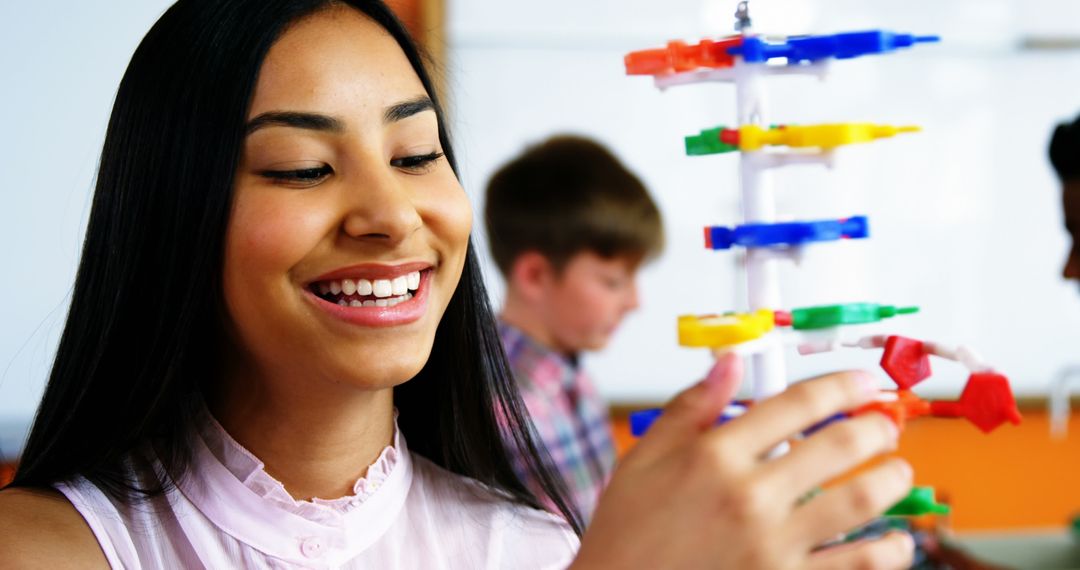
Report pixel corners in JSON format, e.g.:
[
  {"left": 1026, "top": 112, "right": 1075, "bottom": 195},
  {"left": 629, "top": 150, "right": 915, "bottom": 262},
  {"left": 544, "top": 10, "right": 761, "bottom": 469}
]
[
  {"left": 446, "top": 0, "right": 1080, "bottom": 402},
  {"left": 0, "top": 1, "right": 174, "bottom": 451},
  {"left": 2, "top": 1, "right": 1080, "bottom": 456}
]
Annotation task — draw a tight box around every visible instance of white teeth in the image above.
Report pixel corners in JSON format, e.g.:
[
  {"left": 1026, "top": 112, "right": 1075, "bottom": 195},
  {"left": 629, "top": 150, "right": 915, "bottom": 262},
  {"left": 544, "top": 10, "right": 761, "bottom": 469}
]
[
  {"left": 372, "top": 279, "right": 393, "bottom": 298},
  {"left": 319, "top": 282, "right": 331, "bottom": 295},
  {"left": 329, "top": 281, "right": 342, "bottom": 295},
  {"left": 334, "top": 292, "right": 413, "bottom": 309},
  {"left": 341, "top": 279, "right": 357, "bottom": 296},
  {"left": 406, "top": 271, "right": 421, "bottom": 291},
  {"left": 357, "top": 278, "right": 373, "bottom": 296},
  {"left": 391, "top": 276, "right": 408, "bottom": 296}
]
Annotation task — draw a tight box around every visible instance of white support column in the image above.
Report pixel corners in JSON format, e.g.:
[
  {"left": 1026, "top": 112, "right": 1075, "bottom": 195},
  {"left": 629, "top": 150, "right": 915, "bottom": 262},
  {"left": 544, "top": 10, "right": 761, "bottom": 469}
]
[{"left": 733, "top": 45, "right": 788, "bottom": 402}]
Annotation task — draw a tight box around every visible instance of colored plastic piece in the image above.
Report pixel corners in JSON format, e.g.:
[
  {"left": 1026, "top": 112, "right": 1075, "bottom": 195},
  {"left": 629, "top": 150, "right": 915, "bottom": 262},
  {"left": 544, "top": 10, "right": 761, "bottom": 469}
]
[
  {"left": 781, "top": 302, "right": 915, "bottom": 330},
  {"left": 718, "top": 123, "right": 920, "bottom": 151},
  {"left": 685, "top": 127, "right": 739, "bottom": 156},
  {"left": 630, "top": 403, "right": 747, "bottom": 437},
  {"left": 728, "top": 30, "right": 940, "bottom": 64},
  {"left": 880, "top": 336, "right": 932, "bottom": 390},
  {"left": 625, "top": 37, "right": 743, "bottom": 76},
  {"left": 855, "top": 390, "right": 932, "bottom": 430},
  {"left": 930, "top": 372, "right": 1022, "bottom": 433},
  {"left": 704, "top": 216, "right": 868, "bottom": 250},
  {"left": 885, "top": 487, "right": 950, "bottom": 517},
  {"left": 678, "top": 310, "right": 774, "bottom": 348}
]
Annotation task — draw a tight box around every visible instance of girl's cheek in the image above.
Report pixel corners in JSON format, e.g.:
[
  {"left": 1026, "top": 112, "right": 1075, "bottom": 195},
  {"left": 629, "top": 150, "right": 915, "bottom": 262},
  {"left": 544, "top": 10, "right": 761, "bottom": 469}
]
[{"left": 229, "top": 189, "right": 333, "bottom": 274}]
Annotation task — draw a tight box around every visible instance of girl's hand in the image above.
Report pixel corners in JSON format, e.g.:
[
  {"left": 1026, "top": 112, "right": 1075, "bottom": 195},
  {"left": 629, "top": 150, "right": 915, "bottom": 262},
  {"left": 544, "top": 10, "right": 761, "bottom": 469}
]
[{"left": 572, "top": 353, "right": 914, "bottom": 569}]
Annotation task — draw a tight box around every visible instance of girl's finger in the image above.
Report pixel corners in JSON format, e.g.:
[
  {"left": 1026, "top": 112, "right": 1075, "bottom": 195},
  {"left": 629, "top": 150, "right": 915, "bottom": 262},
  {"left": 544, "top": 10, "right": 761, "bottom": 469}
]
[
  {"left": 789, "top": 458, "right": 913, "bottom": 549},
  {"left": 761, "top": 413, "right": 899, "bottom": 504},
  {"left": 631, "top": 353, "right": 743, "bottom": 462},
  {"left": 806, "top": 531, "right": 915, "bottom": 570},
  {"left": 709, "top": 370, "right": 879, "bottom": 458}
]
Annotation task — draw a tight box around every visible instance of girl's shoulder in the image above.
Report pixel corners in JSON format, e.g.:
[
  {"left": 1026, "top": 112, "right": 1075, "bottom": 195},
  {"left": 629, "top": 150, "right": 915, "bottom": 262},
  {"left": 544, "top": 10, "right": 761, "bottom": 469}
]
[{"left": 0, "top": 487, "right": 109, "bottom": 569}]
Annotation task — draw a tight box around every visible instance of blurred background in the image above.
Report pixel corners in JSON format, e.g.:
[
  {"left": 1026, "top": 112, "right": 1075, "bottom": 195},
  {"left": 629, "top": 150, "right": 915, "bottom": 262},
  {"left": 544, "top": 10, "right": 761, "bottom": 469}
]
[{"left": 3, "top": 0, "right": 1080, "bottom": 561}]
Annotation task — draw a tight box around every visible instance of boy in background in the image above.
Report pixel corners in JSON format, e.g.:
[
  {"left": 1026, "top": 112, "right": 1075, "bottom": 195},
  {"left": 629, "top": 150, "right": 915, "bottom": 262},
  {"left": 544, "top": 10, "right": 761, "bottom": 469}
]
[{"left": 484, "top": 135, "right": 663, "bottom": 520}]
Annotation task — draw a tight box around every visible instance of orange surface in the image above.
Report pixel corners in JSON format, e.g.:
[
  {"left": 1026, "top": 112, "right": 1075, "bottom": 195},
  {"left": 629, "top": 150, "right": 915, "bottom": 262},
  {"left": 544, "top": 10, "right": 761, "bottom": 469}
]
[
  {"left": 612, "top": 406, "right": 1080, "bottom": 531},
  {"left": 0, "top": 463, "right": 14, "bottom": 488}
]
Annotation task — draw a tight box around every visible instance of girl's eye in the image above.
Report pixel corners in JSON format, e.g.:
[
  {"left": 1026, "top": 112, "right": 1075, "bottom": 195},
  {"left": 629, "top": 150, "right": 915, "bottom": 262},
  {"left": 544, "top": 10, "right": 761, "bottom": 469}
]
[
  {"left": 391, "top": 151, "right": 444, "bottom": 173},
  {"left": 259, "top": 165, "right": 333, "bottom": 185}
]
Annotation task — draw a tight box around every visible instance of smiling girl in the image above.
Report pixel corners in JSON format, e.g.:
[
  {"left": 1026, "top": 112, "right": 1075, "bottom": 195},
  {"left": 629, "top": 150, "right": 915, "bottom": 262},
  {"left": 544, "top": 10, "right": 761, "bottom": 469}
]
[{"left": 0, "top": 1, "right": 916, "bottom": 568}]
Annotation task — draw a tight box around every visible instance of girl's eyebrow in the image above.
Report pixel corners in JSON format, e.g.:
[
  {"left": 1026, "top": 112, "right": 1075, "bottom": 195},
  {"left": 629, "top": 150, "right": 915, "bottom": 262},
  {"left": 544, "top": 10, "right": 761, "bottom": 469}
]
[
  {"left": 245, "top": 111, "right": 344, "bottom": 135},
  {"left": 244, "top": 96, "right": 434, "bottom": 135},
  {"left": 383, "top": 96, "right": 434, "bottom": 123}
]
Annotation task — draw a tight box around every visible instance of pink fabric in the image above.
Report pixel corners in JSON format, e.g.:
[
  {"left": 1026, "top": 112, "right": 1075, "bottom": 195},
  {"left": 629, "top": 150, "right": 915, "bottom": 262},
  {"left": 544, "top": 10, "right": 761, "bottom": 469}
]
[{"left": 55, "top": 407, "right": 579, "bottom": 569}]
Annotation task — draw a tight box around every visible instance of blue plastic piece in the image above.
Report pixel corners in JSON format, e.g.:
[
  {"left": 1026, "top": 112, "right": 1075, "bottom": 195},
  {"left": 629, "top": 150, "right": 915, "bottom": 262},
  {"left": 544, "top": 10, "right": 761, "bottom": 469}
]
[
  {"left": 630, "top": 404, "right": 748, "bottom": 437},
  {"left": 705, "top": 216, "right": 869, "bottom": 250},
  {"left": 728, "top": 30, "right": 940, "bottom": 64},
  {"left": 804, "top": 412, "right": 848, "bottom": 436}
]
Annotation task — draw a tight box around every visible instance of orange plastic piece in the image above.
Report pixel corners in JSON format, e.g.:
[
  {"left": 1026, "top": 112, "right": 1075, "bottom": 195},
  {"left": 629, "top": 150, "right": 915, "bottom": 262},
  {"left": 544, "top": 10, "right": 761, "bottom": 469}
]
[
  {"left": 624, "top": 37, "right": 742, "bottom": 76},
  {"left": 855, "top": 390, "right": 932, "bottom": 430}
]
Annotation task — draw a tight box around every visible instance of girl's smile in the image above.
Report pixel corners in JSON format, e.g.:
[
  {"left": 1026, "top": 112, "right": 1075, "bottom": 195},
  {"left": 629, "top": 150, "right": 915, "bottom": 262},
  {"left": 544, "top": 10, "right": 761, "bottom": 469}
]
[{"left": 304, "top": 264, "right": 434, "bottom": 327}]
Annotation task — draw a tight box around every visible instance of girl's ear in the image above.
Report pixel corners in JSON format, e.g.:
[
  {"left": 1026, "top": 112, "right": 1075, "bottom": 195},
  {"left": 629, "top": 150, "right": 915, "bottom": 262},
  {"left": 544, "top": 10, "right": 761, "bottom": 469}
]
[{"left": 509, "top": 250, "right": 556, "bottom": 303}]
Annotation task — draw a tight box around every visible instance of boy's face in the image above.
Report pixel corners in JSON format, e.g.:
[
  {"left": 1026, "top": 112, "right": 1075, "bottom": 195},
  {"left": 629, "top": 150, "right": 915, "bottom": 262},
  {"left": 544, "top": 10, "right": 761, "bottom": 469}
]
[
  {"left": 544, "top": 251, "right": 641, "bottom": 354},
  {"left": 1063, "top": 181, "right": 1080, "bottom": 281}
]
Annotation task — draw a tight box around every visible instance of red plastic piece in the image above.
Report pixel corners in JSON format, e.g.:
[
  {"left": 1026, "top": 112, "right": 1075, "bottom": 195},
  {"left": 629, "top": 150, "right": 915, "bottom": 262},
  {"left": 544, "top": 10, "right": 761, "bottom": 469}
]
[
  {"left": 719, "top": 128, "right": 740, "bottom": 145},
  {"left": 929, "top": 372, "right": 1022, "bottom": 433},
  {"left": 703, "top": 226, "right": 713, "bottom": 249},
  {"left": 773, "top": 310, "right": 793, "bottom": 327},
  {"left": 625, "top": 37, "right": 742, "bottom": 76},
  {"left": 880, "top": 336, "right": 932, "bottom": 389},
  {"left": 854, "top": 390, "right": 931, "bottom": 431}
]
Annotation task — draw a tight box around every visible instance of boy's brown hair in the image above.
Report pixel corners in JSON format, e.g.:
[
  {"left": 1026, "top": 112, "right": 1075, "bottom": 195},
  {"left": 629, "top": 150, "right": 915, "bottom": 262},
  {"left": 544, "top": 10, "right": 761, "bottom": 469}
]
[{"left": 484, "top": 135, "right": 664, "bottom": 277}]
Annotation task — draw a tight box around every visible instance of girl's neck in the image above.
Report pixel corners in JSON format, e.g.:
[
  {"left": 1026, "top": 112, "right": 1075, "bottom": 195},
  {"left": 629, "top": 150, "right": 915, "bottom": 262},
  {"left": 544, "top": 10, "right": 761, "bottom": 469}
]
[{"left": 207, "top": 366, "right": 395, "bottom": 502}]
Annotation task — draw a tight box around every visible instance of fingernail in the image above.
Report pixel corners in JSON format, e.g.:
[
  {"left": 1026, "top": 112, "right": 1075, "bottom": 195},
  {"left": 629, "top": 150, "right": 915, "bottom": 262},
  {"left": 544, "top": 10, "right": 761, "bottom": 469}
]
[
  {"left": 854, "top": 372, "right": 878, "bottom": 396},
  {"left": 898, "top": 531, "right": 915, "bottom": 553},
  {"left": 882, "top": 415, "right": 900, "bottom": 440},
  {"left": 895, "top": 459, "right": 913, "bottom": 482},
  {"left": 702, "top": 353, "right": 735, "bottom": 389}
]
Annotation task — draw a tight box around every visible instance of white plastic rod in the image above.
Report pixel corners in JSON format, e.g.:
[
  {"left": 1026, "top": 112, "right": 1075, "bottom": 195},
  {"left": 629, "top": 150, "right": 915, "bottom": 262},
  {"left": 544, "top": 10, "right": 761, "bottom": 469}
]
[{"left": 733, "top": 46, "right": 788, "bottom": 402}]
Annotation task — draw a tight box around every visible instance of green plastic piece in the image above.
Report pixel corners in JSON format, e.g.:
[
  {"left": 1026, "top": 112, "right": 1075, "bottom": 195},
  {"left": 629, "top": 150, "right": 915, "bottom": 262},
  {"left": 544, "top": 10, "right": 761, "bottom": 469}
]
[
  {"left": 685, "top": 124, "right": 787, "bottom": 156},
  {"left": 685, "top": 128, "right": 738, "bottom": 156},
  {"left": 790, "top": 303, "right": 918, "bottom": 330},
  {"left": 885, "top": 486, "right": 950, "bottom": 516}
]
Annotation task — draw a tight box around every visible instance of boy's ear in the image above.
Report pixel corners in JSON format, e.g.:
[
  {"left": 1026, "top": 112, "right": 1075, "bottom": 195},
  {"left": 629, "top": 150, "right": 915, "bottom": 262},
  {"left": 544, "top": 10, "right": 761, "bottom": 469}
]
[{"left": 509, "top": 251, "right": 556, "bottom": 302}]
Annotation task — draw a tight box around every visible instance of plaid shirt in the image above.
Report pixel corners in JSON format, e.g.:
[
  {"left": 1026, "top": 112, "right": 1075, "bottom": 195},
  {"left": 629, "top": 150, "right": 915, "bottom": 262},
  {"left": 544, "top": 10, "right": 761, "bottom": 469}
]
[{"left": 498, "top": 320, "right": 617, "bottom": 522}]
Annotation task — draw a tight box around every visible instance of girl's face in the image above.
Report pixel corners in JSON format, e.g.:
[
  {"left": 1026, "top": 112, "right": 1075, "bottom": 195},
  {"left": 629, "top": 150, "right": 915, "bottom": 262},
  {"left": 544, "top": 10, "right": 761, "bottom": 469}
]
[{"left": 222, "top": 7, "right": 471, "bottom": 392}]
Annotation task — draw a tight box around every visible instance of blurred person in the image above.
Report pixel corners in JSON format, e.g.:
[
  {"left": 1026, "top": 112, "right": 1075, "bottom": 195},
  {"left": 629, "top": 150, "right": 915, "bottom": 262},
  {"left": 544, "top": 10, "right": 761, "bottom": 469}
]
[{"left": 484, "top": 135, "right": 662, "bottom": 520}]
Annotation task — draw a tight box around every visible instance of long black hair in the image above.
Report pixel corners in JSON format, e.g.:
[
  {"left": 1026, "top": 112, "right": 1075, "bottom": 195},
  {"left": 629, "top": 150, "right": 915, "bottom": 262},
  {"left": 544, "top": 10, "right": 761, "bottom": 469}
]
[{"left": 10, "top": 0, "right": 582, "bottom": 535}]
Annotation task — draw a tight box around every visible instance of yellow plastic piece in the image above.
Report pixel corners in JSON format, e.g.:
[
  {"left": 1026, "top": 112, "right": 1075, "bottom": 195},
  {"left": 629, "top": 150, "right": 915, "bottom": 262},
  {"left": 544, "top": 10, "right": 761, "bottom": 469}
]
[
  {"left": 738, "top": 123, "right": 920, "bottom": 151},
  {"left": 678, "top": 309, "right": 775, "bottom": 348}
]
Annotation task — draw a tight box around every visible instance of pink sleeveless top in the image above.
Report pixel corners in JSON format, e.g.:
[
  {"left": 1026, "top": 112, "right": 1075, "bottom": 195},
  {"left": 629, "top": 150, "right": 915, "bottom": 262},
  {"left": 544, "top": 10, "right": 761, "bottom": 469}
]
[{"left": 55, "top": 409, "right": 578, "bottom": 569}]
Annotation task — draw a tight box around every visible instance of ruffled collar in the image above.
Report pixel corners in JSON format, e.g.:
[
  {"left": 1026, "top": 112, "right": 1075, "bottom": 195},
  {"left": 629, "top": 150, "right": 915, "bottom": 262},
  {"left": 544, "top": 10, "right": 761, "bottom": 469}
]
[{"left": 194, "top": 404, "right": 402, "bottom": 526}]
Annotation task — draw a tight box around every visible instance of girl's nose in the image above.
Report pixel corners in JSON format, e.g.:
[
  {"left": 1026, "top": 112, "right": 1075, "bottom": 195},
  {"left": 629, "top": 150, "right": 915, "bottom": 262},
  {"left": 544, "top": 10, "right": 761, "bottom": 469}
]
[{"left": 341, "top": 168, "right": 422, "bottom": 245}]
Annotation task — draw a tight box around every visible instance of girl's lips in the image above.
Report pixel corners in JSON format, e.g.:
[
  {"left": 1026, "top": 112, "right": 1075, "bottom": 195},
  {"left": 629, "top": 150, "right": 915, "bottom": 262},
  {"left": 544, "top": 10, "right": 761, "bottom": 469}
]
[
  {"left": 305, "top": 269, "right": 432, "bottom": 327},
  {"left": 309, "top": 261, "right": 433, "bottom": 283}
]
